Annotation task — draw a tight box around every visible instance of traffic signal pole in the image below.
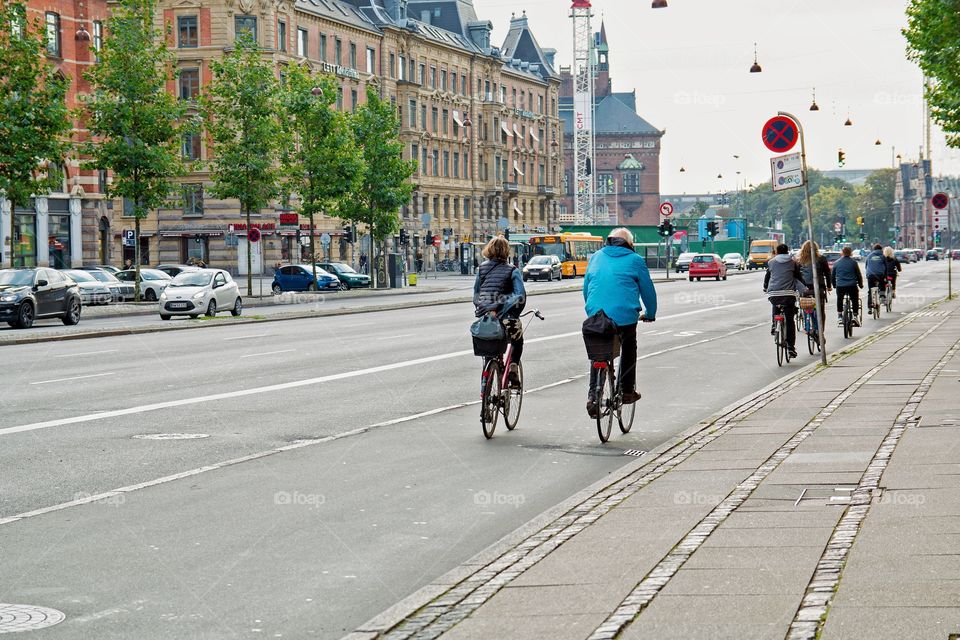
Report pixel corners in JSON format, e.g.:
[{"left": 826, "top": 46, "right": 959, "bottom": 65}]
[{"left": 780, "top": 110, "right": 827, "bottom": 366}]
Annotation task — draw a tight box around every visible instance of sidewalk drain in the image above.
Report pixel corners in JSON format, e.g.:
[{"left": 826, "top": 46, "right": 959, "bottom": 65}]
[
  {"left": 623, "top": 449, "right": 647, "bottom": 457},
  {"left": 132, "top": 433, "right": 210, "bottom": 440},
  {"left": 0, "top": 603, "right": 65, "bottom": 633}
]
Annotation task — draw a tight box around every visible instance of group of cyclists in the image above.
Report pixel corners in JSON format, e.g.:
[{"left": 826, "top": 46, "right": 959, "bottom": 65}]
[
  {"left": 471, "top": 230, "right": 903, "bottom": 427},
  {"left": 763, "top": 241, "right": 902, "bottom": 358}
]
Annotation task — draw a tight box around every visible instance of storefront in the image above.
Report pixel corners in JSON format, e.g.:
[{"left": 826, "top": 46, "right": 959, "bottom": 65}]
[{"left": 1, "top": 196, "right": 83, "bottom": 268}]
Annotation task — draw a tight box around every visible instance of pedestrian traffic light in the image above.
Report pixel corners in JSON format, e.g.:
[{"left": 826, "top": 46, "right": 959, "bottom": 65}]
[
  {"left": 859, "top": 232, "right": 866, "bottom": 242},
  {"left": 343, "top": 227, "right": 353, "bottom": 243},
  {"left": 838, "top": 149, "right": 846, "bottom": 167},
  {"left": 399, "top": 228, "right": 408, "bottom": 244},
  {"left": 934, "top": 231, "right": 941, "bottom": 244},
  {"left": 503, "top": 228, "right": 510, "bottom": 240}
]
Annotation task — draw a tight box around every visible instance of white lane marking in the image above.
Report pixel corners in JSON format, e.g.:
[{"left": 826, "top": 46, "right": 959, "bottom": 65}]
[
  {"left": 52, "top": 350, "right": 118, "bottom": 359},
  {"left": 903, "top": 282, "right": 916, "bottom": 288},
  {"left": 0, "top": 299, "right": 767, "bottom": 437},
  {"left": 239, "top": 349, "right": 296, "bottom": 359},
  {"left": 377, "top": 334, "right": 414, "bottom": 340},
  {"left": 30, "top": 372, "right": 116, "bottom": 386},
  {"left": 0, "top": 321, "right": 765, "bottom": 526},
  {"left": 223, "top": 334, "right": 271, "bottom": 341}
]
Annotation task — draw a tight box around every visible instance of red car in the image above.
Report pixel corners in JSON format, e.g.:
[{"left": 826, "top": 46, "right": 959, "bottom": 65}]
[{"left": 688, "top": 253, "right": 727, "bottom": 281}]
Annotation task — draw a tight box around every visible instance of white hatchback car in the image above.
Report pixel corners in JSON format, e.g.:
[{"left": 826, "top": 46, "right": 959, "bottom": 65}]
[
  {"left": 722, "top": 253, "right": 745, "bottom": 270},
  {"left": 159, "top": 269, "right": 242, "bottom": 320}
]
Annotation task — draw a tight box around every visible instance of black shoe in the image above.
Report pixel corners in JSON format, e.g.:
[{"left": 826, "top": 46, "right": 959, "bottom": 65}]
[
  {"left": 586, "top": 391, "right": 599, "bottom": 419},
  {"left": 622, "top": 390, "right": 641, "bottom": 404},
  {"left": 770, "top": 322, "right": 776, "bottom": 335},
  {"left": 788, "top": 347, "right": 798, "bottom": 358},
  {"left": 508, "top": 363, "right": 521, "bottom": 389}
]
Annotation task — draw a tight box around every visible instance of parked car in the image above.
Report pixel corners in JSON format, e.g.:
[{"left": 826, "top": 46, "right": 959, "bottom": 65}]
[
  {"left": 90, "top": 264, "right": 120, "bottom": 274},
  {"left": 852, "top": 249, "right": 866, "bottom": 261},
  {"left": 81, "top": 268, "right": 135, "bottom": 301},
  {"left": 156, "top": 264, "right": 200, "bottom": 278},
  {"left": 893, "top": 250, "right": 912, "bottom": 265},
  {"left": 0, "top": 268, "right": 82, "bottom": 329},
  {"left": 272, "top": 264, "right": 341, "bottom": 293},
  {"left": 822, "top": 251, "right": 842, "bottom": 267},
  {"left": 159, "top": 269, "right": 241, "bottom": 320},
  {"left": 62, "top": 269, "right": 113, "bottom": 305},
  {"left": 721, "top": 253, "right": 745, "bottom": 271},
  {"left": 951, "top": 249, "right": 960, "bottom": 261},
  {"left": 521, "top": 255, "right": 562, "bottom": 282},
  {"left": 926, "top": 250, "right": 940, "bottom": 261},
  {"left": 688, "top": 253, "right": 727, "bottom": 281},
  {"left": 115, "top": 268, "right": 172, "bottom": 301},
  {"left": 315, "top": 262, "right": 371, "bottom": 289},
  {"left": 675, "top": 252, "right": 697, "bottom": 273}
]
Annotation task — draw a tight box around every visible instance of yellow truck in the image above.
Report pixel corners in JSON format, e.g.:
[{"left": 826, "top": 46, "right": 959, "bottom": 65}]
[{"left": 747, "top": 239, "right": 779, "bottom": 270}]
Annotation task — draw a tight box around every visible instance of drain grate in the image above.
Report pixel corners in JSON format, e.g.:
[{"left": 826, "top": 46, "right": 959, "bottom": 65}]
[
  {"left": 132, "top": 433, "right": 210, "bottom": 440},
  {"left": 0, "top": 603, "right": 65, "bottom": 633},
  {"left": 623, "top": 449, "right": 647, "bottom": 457}
]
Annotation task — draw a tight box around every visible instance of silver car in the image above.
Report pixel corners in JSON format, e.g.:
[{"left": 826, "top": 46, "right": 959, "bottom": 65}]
[
  {"left": 522, "top": 255, "right": 562, "bottom": 282},
  {"left": 115, "top": 268, "right": 171, "bottom": 301},
  {"left": 62, "top": 270, "right": 113, "bottom": 305},
  {"left": 159, "top": 269, "right": 242, "bottom": 319},
  {"left": 722, "top": 253, "right": 745, "bottom": 270},
  {"left": 82, "top": 268, "right": 135, "bottom": 301}
]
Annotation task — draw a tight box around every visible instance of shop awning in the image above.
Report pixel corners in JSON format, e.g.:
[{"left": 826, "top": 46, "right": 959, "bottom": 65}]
[
  {"left": 513, "top": 160, "right": 524, "bottom": 176},
  {"left": 513, "top": 123, "right": 523, "bottom": 138},
  {"left": 452, "top": 110, "right": 464, "bottom": 127},
  {"left": 530, "top": 128, "right": 540, "bottom": 142},
  {"left": 513, "top": 201, "right": 523, "bottom": 215},
  {"left": 500, "top": 121, "right": 513, "bottom": 137}
]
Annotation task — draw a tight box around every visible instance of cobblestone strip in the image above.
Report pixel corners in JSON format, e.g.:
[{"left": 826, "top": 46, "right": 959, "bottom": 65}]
[
  {"left": 372, "top": 311, "right": 933, "bottom": 640},
  {"left": 786, "top": 323, "right": 960, "bottom": 640},
  {"left": 587, "top": 315, "right": 953, "bottom": 640}
]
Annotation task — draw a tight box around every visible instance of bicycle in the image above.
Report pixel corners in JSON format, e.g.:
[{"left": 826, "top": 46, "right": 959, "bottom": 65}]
[
  {"left": 883, "top": 276, "right": 894, "bottom": 313},
  {"left": 841, "top": 292, "right": 855, "bottom": 339},
  {"left": 800, "top": 295, "right": 820, "bottom": 355},
  {"left": 479, "top": 309, "right": 545, "bottom": 439},
  {"left": 768, "top": 290, "right": 798, "bottom": 367},
  {"left": 868, "top": 282, "right": 881, "bottom": 320},
  {"left": 587, "top": 320, "right": 649, "bottom": 443}
]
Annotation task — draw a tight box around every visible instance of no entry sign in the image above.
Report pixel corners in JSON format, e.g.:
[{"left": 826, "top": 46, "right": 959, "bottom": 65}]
[
  {"left": 762, "top": 116, "right": 799, "bottom": 153},
  {"left": 659, "top": 201, "right": 674, "bottom": 217},
  {"left": 932, "top": 192, "right": 949, "bottom": 210},
  {"left": 248, "top": 227, "right": 261, "bottom": 243}
]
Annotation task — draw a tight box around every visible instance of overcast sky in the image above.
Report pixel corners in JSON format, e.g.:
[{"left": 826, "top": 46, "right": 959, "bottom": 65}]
[{"left": 482, "top": 0, "right": 958, "bottom": 195}]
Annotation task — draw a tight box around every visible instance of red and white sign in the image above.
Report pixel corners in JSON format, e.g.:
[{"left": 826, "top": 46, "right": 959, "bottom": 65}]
[
  {"left": 432, "top": 235, "right": 441, "bottom": 248},
  {"left": 932, "top": 192, "right": 949, "bottom": 210},
  {"left": 659, "top": 201, "right": 674, "bottom": 218},
  {"left": 248, "top": 227, "right": 261, "bottom": 243},
  {"left": 834, "top": 222, "right": 842, "bottom": 233},
  {"left": 933, "top": 212, "right": 948, "bottom": 232},
  {"left": 762, "top": 116, "right": 799, "bottom": 154}
]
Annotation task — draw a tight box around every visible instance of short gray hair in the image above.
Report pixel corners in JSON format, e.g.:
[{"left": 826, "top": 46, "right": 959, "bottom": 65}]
[{"left": 609, "top": 227, "right": 634, "bottom": 245}]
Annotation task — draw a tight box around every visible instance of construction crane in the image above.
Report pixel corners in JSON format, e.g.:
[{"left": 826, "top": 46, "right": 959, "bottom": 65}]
[{"left": 570, "top": 0, "right": 596, "bottom": 224}]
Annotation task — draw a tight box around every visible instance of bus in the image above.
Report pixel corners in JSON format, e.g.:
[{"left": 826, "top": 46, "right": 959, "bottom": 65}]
[{"left": 529, "top": 233, "right": 603, "bottom": 278}]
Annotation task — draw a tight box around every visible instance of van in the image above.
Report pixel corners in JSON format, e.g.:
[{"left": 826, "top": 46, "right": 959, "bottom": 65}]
[{"left": 747, "top": 239, "right": 779, "bottom": 270}]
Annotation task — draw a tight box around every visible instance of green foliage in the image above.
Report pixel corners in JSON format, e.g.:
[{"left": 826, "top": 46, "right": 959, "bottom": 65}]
[
  {"left": 343, "top": 86, "right": 416, "bottom": 243},
  {"left": 202, "top": 36, "right": 283, "bottom": 217},
  {"left": 905, "top": 0, "right": 960, "bottom": 146},
  {"left": 0, "top": 0, "right": 72, "bottom": 264},
  {"left": 83, "top": 0, "right": 188, "bottom": 220}
]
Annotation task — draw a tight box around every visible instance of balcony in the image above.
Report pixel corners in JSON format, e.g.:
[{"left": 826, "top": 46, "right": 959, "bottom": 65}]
[
  {"left": 502, "top": 181, "right": 519, "bottom": 193},
  {"left": 537, "top": 185, "right": 555, "bottom": 196}
]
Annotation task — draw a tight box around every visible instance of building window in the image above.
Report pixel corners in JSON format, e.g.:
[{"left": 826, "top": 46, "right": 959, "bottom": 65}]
[
  {"left": 45, "top": 12, "right": 60, "bottom": 57},
  {"left": 350, "top": 89, "right": 357, "bottom": 111},
  {"left": 420, "top": 104, "right": 427, "bottom": 130},
  {"left": 319, "top": 33, "right": 327, "bottom": 61},
  {"left": 349, "top": 42, "right": 357, "bottom": 69},
  {"left": 538, "top": 164, "right": 545, "bottom": 185},
  {"left": 389, "top": 53, "right": 396, "bottom": 78},
  {"left": 421, "top": 147, "right": 428, "bottom": 174},
  {"left": 429, "top": 66, "right": 436, "bottom": 88},
  {"left": 235, "top": 15, "right": 257, "bottom": 42},
  {"left": 431, "top": 107, "right": 438, "bottom": 132},
  {"left": 177, "top": 15, "right": 198, "bottom": 48},
  {"left": 411, "top": 144, "right": 419, "bottom": 172},
  {"left": 432, "top": 149, "right": 439, "bottom": 176},
  {"left": 98, "top": 169, "right": 107, "bottom": 194},
  {"left": 418, "top": 63, "right": 425, "bottom": 84},
  {"left": 624, "top": 172, "right": 641, "bottom": 194},
  {"left": 278, "top": 20, "right": 286, "bottom": 51},
  {"left": 443, "top": 151, "right": 449, "bottom": 177},
  {"left": 336, "top": 86, "right": 343, "bottom": 110},
  {"left": 92, "top": 21, "right": 103, "bottom": 60},
  {"left": 453, "top": 152, "right": 460, "bottom": 178},
  {"left": 182, "top": 133, "right": 201, "bottom": 160},
  {"left": 440, "top": 69, "right": 447, "bottom": 91},
  {"left": 366, "top": 47, "right": 376, "bottom": 73},
  {"left": 598, "top": 173, "right": 614, "bottom": 194},
  {"left": 182, "top": 184, "right": 204, "bottom": 216},
  {"left": 335, "top": 38, "right": 342, "bottom": 65},
  {"left": 179, "top": 68, "right": 200, "bottom": 101},
  {"left": 464, "top": 153, "right": 470, "bottom": 179},
  {"left": 297, "top": 28, "right": 308, "bottom": 56},
  {"left": 441, "top": 109, "right": 448, "bottom": 135},
  {"left": 408, "top": 99, "right": 416, "bottom": 128},
  {"left": 398, "top": 54, "right": 405, "bottom": 80}
]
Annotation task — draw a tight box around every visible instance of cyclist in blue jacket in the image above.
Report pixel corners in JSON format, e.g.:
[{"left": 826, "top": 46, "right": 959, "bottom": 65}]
[
  {"left": 864, "top": 244, "right": 886, "bottom": 309},
  {"left": 583, "top": 228, "right": 657, "bottom": 415}
]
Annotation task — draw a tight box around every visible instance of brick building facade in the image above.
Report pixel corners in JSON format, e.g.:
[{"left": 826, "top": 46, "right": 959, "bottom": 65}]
[
  {"left": 121, "top": 0, "right": 563, "bottom": 274},
  {"left": 1, "top": 0, "right": 112, "bottom": 269},
  {"left": 558, "top": 23, "right": 663, "bottom": 226}
]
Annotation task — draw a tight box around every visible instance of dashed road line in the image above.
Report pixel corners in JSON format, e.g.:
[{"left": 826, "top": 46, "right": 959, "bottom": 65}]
[{"left": 29, "top": 372, "right": 116, "bottom": 385}]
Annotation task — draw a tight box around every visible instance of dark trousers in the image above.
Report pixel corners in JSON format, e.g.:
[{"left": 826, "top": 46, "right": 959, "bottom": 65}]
[
  {"left": 503, "top": 317, "right": 524, "bottom": 364},
  {"left": 588, "top": 323, "right": 638, "bottom": 392},
  {"left": 770, "top": 297, "right": 797, "bottom": 348},
  {"left": 836, "top": 285, "right": 860, "bottom": 315}
]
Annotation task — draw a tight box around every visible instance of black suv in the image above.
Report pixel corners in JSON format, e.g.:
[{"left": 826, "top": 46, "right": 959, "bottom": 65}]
[{"left": 0, "top": 268, "right": 82, "bottom": 329}]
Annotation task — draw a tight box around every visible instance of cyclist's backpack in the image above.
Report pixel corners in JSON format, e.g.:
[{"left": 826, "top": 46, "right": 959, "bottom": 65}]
[
  {"left": 582, "top": 310, "right": 618, "bottom": 361},
  {"left": 471, "top": 313, "right": 508, "bottom": 357}
]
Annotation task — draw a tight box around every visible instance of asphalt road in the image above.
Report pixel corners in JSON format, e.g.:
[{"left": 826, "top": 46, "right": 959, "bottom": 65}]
[{"left": 0, "top": 260, "right": 952, "bottom": 639}]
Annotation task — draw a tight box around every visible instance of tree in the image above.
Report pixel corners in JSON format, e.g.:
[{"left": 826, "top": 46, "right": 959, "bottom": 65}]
[
  {"left": 202, "top": 36, "right": 283, "bottom": 296},
  {"left": 342, "top": 87, "right": 416, "bottom": 288},
  {"left": 853, "top": 169, "right": 895, "bottom": 244},
  {"left": 84, "top": 0, "right": 188, "bottom": 300},
  {"left": 280, "top": 66, "right": 362, "bottom": 286},
  {"left": 905, "top": 1, "right": 960, "bottom": 147},
  {"left": 0, "top": 1, "right": 72, "bottom": 268}
]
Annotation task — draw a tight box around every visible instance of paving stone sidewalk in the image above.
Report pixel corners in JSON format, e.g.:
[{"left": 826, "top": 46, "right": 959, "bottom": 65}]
[{"left": 350, "top": 298, "right": 960, "bottom": 640}]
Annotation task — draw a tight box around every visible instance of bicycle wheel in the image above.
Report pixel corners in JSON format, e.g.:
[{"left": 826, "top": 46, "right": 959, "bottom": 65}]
[
  {"left": 595, "top": 365, "right": 613, "bottom": 443},
  {"left": 503, "top": 363, "right": 523, "bottom": 430},
  {"left": 807, "top": 319, "right": 816, "bottom": 354},
  {"left": 872, "top": 290, "right": 880, "bottom": 319},
  {"left": 842, "top": 298, "right": 852, "bottom": 339},
  {"left": 884, "top": 285, "right": 893, "bottom": 312},
  {"left": 781, "top": 320, "right": 792, "bottom": 364},
  {"left": 617, "top": 369, "right": 636, "bottom": 434},
  {"left": 480, "top": 359, "right": 501, "bottom": 439},
  {"left": 774, "top": 320, "right": 784, "bottom": 367}
]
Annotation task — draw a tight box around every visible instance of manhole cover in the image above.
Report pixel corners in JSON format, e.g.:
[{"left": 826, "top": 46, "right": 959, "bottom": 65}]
[
  {"left": 0, "top": 603, "right": 66, "bottom": 633},
  {"left": 132, "top": 433, "right": 210, "bottom": 440}
]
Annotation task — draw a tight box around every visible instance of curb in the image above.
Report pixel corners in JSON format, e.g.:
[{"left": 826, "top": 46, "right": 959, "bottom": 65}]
[{"left": 344, "top": 295, "right": 946, "bottom": 639}]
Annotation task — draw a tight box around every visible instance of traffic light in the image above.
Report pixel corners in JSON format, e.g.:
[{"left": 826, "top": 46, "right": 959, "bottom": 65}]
[
  {"left": 658, "top": 222, "right": 669, "bottom": 237},
  {"left": 399, "top": 228, "right": 408, "bottom": 244},
  {"left": 859, "top": 232, "right": 866, "bottom": 242},
  {"left": 503, "top": 227, "right": 510, "bottom": 240},
  {"left": 934, "top": 231, "right": 942, "bottom": 244},
  {"left": 856, "top": 216, "right": 864, "bottom": 226},
  {"left": 343, "top": 227, "right": 353, "bottom": 243},
  {"left": 665, "top": 221, "right": 675, "bottom": 237},
  {"left": 838, "top": 149, "right": 846, "bottom": 167},
  {"left": 706, "top": 221, "right": 718, "bottom": 237}
]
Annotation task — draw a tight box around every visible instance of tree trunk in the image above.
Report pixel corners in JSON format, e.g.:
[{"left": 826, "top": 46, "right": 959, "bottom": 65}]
[
  {"left": 246, "top": 204, "right": 252, "bottom": 297},
  {"left": 309, "top": 211, "right": 317, "bottom": 287},
  {"left": 369, "top": 206, "right": 376, "bottom": 288},
  {"left": 8, "top": 200, "right": 14, "bottom": 269},
  {"left": 134, "top": 214, "right": 142, "bottom": 302}
]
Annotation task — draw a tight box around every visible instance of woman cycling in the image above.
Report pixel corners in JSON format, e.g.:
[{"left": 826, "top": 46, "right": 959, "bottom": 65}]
[
  {"left": 473, "top": 236, "right": 526, "bottom": 387},
  {"left": 798, "top": 240, "right": 832, "bottom": 303},
  {"left": 883, "top": 246, "right": 902, "bottom": 298}
]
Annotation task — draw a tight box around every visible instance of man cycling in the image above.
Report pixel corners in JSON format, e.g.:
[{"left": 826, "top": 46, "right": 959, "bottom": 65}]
[
  {"left": 583, "top": 228, "right": 657, "bottom": 417},
  {"left": 883, "top": 246, "right": 902, "bottom": 299},
  {"left": 763, "top": 243, "right": 806, "bottom": 359},
  {"left": 473, "top": 236, "right": 526, "bottom": 387},
  {"left": 864, "top": 244, "right": 886, "bottom": 309},
  {"left": 831, "top": 246, "right": 863, "bottom": 326}
]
